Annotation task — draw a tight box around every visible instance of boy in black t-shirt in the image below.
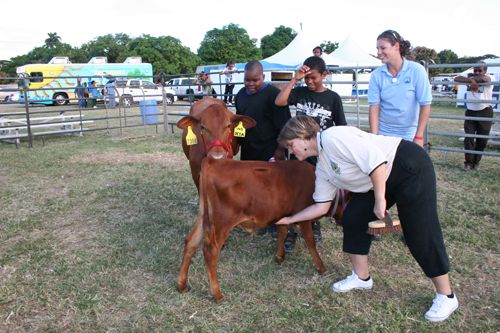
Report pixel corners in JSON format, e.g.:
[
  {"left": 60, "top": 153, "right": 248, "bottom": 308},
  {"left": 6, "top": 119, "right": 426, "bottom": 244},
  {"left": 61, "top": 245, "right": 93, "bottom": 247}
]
[
  {"left": 276, "top": 56, "right": 346, "bottom": 129},
  {"left": 235, "top": 60, "right": 291, "bottom": 161},
  {"left": 276, "top": 56, "right": 347, "bottom": 244},
  {"left": 235, "top": 60, "right": 295, "bottom": 245}
]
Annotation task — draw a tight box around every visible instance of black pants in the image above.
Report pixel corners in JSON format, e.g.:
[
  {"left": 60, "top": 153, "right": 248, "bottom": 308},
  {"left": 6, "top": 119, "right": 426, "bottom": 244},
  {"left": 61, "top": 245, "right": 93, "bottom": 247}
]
[
  {"left": 223, "top": 84, "right": 235, "bottom": 103},
  {"left": 464, "top": 106, "right": 493, "bottom": 166},
  {"left": 342, "top": 140, "right": 450, "bottom": 278}
]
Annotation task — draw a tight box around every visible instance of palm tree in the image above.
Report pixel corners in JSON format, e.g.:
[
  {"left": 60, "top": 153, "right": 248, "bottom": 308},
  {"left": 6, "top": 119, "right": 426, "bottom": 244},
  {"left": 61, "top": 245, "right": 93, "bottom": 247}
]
[{"left": 44, "top": 33, "right": 62, "bottom": 49}]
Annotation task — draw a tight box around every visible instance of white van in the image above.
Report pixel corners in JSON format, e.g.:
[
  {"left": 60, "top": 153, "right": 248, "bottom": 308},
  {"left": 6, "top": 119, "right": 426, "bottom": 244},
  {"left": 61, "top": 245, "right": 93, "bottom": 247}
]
[
  {"left": 166, "top": 77, "right": 204, "bottom": 101},
  {"left": 114, "top": 79, "right": 177, "bottom": 106}
]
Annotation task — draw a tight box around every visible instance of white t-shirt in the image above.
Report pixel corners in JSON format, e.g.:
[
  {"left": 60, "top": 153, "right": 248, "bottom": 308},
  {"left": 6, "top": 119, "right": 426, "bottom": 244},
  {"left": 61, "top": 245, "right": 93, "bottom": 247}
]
[
  {"left": 223, "top": 67, "right": 236, "bottom": 84},
  {"left": 466, "top": 74, "right": 493, "bottom": 111},
  {"left": 313, "top": 126, "right": 402, "bottom": 203}
]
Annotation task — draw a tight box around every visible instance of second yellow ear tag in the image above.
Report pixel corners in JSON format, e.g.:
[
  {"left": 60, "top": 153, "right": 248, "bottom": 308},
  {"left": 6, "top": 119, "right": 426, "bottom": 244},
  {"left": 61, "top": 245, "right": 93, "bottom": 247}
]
[
  {"left": 186, "top": 126, "right": 197, "bottom": 145},
  {"left": 234, "top": 121, "right": 246, "bottom": 137}
]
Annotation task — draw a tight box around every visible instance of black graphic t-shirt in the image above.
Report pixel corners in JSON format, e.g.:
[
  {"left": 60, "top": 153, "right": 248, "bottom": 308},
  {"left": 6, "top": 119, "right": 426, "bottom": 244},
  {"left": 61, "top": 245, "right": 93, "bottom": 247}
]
[{"left": 288, "top": 87, "right": 347, "bottom": 130}]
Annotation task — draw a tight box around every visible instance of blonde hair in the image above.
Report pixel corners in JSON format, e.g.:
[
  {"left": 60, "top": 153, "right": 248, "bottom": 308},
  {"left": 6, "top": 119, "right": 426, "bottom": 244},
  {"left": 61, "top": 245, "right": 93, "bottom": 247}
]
[{"left": 278, "top": 115, "right": 320, "bottom": 146}]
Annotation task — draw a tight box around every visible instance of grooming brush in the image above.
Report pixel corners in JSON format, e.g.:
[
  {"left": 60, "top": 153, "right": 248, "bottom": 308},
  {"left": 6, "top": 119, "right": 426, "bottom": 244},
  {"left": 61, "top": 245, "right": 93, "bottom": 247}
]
[{"left": 367, "top": 212, "right": 401, "bottom": 236}]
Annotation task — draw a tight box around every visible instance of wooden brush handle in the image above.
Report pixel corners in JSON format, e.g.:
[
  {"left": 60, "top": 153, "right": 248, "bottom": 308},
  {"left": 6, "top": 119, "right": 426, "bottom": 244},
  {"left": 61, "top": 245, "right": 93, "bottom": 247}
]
[{"left": 368, "top": 219, "right": 400, "bottom": 228}]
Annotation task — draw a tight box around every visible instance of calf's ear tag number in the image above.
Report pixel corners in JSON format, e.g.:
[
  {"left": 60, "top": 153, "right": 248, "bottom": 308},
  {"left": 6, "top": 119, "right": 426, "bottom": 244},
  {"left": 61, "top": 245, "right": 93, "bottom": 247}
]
[
  {"left": 234, "top": 121, "right": 246, "bottom": 137},
  {"left": 186, "top": 126, "right": 197, "bottom": 145}
]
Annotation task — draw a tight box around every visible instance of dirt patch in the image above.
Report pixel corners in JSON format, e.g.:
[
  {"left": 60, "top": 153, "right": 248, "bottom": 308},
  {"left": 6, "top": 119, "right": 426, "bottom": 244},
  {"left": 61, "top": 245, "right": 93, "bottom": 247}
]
[
  {"left": 71, "top": 152, "right": 187, "bottom": 168},
  {"left": 51, "top": 216, "right": 101, "bottom": 252}
]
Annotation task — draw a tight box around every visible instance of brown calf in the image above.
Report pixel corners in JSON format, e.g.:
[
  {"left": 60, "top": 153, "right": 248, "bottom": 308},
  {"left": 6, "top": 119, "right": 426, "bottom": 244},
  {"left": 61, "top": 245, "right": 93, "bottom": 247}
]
[{"left": 177, "top": 158, "right": 327, "bottom": 302}]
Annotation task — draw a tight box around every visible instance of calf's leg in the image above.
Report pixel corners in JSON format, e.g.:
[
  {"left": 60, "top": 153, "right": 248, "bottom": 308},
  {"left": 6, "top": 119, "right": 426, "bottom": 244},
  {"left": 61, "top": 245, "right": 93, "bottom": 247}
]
[
  {"left": 299, "top": 221, "right": 326, "bottom": 274},
  {"left": 177, "top": 215, "right": 204, "bottom": 293},
  {"left": 275, "top": 224, "right": 288, "bottom": 264},
  {"left": 203, "top": 227, "right": 231, "bottom": 302}
]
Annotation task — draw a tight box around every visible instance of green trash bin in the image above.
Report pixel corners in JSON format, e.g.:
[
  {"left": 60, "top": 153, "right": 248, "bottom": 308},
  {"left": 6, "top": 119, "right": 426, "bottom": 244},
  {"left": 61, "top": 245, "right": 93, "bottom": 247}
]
[{"left": 140, "top": 100, "right": 159, "bottom": 124}]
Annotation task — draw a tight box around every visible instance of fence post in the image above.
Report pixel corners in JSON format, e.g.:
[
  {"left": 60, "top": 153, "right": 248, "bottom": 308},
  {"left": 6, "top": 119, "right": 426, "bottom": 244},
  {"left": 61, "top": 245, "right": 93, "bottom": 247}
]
[
  {"left": 22, "top": 86, "right": 33, "bottom": 148},
  {"left": 421, "top": 60, "right": 430, "bottom": 152},
  {"left": 161, "top": 84, "right": 169, "bottom": 135}
]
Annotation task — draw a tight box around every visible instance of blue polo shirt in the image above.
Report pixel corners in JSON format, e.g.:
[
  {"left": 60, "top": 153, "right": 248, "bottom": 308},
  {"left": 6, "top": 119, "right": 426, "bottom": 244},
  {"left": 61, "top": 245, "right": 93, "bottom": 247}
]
[{"left": 368, "top": 59, "right": 432, "bottom": 140}]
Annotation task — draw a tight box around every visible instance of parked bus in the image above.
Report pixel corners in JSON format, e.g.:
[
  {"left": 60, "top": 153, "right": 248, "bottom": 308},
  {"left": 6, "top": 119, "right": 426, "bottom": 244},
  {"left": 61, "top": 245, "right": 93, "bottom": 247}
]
[{"left": 16, "top": 56, "right": 153, "bottom": 105}]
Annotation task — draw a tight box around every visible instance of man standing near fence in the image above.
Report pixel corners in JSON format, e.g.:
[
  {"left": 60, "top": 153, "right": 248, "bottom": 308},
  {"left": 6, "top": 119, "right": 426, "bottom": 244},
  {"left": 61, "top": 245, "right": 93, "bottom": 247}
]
[
  {"left": 454, "top": 62, "right": 494, "bottom": 171},
  {"left": 74, "top": 78, "right": 86, "bottom": 108},
  {"left": 222, "top": 60, "right": 237, "bottom": 105}
]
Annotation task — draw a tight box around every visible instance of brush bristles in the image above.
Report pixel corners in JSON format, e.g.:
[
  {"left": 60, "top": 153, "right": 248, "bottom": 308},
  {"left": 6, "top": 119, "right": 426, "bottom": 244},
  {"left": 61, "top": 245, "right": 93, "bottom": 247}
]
[
  {"left": 366, "top": 219, "right": 402, "bottom": 236},
  {"left": 367, "top": 224, "right": 402, "bottom": 236}
]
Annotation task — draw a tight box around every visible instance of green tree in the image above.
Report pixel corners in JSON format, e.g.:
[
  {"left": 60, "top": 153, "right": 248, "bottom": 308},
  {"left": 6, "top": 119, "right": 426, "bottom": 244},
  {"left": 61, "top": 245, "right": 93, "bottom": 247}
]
[
  {"left": 457, "top": 54, "right": 497, "bottom": 64},
  {"left": 260, "top": 26, "right": 297, "bottom": 58},
  {"left": 44, "top": 32, "right": 62, "bottom": 49},
  {"left": 80, "top": 33, "right": 131, "bottom": 63},
  {"left": 411, "top": 46, "right": 438, "bottom": 75},
  {"left": 128, "top": 34, "right": 200, "bottom": 75},
  {"left": 437, "top": 49, "right": 458, "bottom": 64},
  {"left": 436, "top": 49, "right": 459, "bottom": 73},
  {"left": 320, "top": 41, "right": 339, "bottom": 54},
  {"left": 412, "top": 46, "right": 437, "bottom": 63},
  {"left": 198, "top": 23, "right": 261, "bottom": 64}
]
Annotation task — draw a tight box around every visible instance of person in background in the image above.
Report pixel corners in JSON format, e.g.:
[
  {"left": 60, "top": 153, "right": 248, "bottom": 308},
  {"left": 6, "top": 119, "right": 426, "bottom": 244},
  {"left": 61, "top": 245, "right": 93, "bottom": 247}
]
[
  {"left": 197, "top": 71, "right": 214, "bottom": 97},
  {"left": 368, "top": 30, "right": 432, "bottom": 147},
  {"left": 87, "top": 80, "right": 101, "bottom": 108},
  {"left": 105, "top": 79, "right": 116, "bottom": 108},
  {"left": 454, "top": 62, "right": 494, "bottom": 171},
  {"left": 235, "top": 60, "right": 292, "bottom": 242},
  {"left": 222, "top": 60, "right": 237, "bottom": 105},
  {"left": 74, "top": 78, "right": 86, "bottom": 108},
  {"left": 276, "top": 115, "right": 459, "bottom": 323},
  {"left": 82, "top": 82, "right": 89, "bottom": 108},
  {"left": 313, "top": 46, "right": 323, "bottom": 57},
  {"left": 275, "top": 55, "right": 347, "bottom": 248}
]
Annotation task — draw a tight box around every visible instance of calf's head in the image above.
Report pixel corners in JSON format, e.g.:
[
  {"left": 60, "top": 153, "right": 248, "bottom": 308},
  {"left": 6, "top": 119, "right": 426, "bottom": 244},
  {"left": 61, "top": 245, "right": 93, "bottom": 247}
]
[{"left": 177, "top": 103, "right": 255, "bottom": 159}]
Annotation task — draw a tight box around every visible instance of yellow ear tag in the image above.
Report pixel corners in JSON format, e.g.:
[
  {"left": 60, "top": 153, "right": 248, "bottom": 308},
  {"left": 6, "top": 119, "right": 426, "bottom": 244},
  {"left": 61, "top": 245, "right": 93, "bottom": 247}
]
[
  {"left": 234, "top": 121, "right": 246, "bottom": 137},
  {"left": 186, "top": 126, "right": 197, "bottom": 145}
]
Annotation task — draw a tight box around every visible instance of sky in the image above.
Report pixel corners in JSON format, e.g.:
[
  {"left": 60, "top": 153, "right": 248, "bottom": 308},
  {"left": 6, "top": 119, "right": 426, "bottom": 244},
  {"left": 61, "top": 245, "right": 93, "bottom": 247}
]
[{"left": 1, "top": 0, "right": 499, "bottom": 62}]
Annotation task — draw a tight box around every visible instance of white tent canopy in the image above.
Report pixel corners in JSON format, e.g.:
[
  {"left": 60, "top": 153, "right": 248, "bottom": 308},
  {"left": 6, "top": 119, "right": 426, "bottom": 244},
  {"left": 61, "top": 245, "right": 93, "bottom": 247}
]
[
  {"left": 261, "top": 31, "right": 349, "bottom": 69},
  {"left": 328, "top": 35, "right": 381, "bottom": 67},
  {"left": 200, "top": 31, "right": 381, "bottom": 71}
]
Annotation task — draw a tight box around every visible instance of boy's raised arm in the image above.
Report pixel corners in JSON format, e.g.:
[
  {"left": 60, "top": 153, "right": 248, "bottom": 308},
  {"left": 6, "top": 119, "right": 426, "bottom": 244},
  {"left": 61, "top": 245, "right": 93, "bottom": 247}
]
[{"left": 275, "top": 65, "right": 309, "bottom": 106}]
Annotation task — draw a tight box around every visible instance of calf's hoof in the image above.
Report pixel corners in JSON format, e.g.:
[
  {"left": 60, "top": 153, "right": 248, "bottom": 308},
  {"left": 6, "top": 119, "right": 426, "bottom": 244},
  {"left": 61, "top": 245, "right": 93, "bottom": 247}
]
[
  {"left": 317, "top": 266, "right": 327, "bottom": 275},
  {"left": 177, "top": 284, "right": 189, "bottom": 293},
  {"left": 213, "top": 293, "right": 225, "bottom": 303},
  {"left": 275, "top": 255, "right": 284, "bottom": 264}
]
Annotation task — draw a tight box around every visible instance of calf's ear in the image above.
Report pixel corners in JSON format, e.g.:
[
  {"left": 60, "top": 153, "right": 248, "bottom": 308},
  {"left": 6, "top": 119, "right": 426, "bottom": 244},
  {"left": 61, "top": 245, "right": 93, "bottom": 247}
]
[
  {"left": 231, "top": 115, "right": 256, "bottom": 129},
  {"left": 177, "top": 116, "right": 198, "bottom": 129}
]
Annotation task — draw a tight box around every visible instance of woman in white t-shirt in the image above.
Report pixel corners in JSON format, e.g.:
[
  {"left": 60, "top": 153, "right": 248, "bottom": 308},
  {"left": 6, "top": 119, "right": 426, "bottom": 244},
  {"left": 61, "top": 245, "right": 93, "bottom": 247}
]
[{"left": 276, "top": 115, "right": 459, "bottom": 323}]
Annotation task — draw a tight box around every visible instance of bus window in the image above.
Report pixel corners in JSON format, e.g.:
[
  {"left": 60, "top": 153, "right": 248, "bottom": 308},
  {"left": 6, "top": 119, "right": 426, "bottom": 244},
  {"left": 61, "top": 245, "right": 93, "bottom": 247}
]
[{"left": 29, "top": 72, "right": 44, "bottom": 83}]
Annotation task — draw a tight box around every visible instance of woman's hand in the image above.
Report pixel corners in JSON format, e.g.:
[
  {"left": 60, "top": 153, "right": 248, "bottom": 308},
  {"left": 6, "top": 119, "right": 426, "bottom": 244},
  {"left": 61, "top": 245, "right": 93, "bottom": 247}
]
[
  {"left": 370, "top": 164, "right": 387, "bottom": 220},
  {"left": 373, "top": 198, "right": 386, "bottom": 220},
  {"left": 276, "top": 217, "right": 293, "bottom": 225},
  {"left": 413, "top": 137, "right": 424, "bottom": 147}
]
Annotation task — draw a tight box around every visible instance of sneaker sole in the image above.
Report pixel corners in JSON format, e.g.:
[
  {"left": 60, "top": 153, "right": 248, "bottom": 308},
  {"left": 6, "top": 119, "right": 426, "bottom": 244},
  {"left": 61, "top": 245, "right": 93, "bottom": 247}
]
[
  {"left": 424, "top": 303, "right": 459, "bottom": 322},
  {"left": 331, "top": 285, "right": 372, "bottom": 293}
]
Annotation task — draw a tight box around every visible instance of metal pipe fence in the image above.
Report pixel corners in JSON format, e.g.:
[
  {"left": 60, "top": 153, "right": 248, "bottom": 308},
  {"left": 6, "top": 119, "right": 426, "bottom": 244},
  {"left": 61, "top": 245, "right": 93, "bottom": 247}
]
[{"left": 1, "top": 62, "right": 500, "bottom": 159}]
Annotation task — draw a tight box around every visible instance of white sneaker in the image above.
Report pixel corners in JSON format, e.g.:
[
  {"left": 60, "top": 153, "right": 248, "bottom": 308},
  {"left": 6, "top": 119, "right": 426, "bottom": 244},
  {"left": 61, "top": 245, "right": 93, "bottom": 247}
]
[
  {"left": 424, "top": 293, "right": 459, "bottom": 322},
  {"left": 332, "top": 271, "right": 373, "bottom": 293}
]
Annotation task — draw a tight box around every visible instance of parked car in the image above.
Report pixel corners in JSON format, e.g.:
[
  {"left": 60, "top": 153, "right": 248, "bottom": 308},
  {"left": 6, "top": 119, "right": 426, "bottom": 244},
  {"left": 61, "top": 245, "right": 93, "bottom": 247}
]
[
  {"left": 166, "top": 77, "right": 203, "bottom": 101},
  {"left": 114, "top": 79, "right": 177, "bottom": 107},
  {"left": 0, "top": 84, "right": 19, "bottom": 103}
]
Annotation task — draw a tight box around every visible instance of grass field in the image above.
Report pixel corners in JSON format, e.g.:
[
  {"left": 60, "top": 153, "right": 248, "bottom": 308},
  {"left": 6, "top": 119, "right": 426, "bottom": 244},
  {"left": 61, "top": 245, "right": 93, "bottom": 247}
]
[{"left": 0, "top": 105, "right": 499, "bottom": 332}]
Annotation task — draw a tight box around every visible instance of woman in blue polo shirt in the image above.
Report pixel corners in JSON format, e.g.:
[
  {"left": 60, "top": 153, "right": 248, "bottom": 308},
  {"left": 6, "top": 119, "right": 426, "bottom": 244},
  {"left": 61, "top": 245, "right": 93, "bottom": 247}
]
[{"left": 368, "top": 30, "right": 432, "bottom": 146}]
